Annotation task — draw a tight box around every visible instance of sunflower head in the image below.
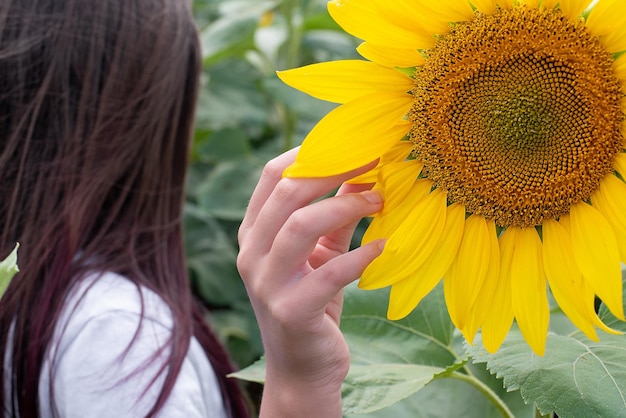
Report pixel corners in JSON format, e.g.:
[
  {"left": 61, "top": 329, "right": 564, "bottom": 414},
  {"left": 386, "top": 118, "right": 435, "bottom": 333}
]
[{"left": 278, "top": 0, "right": 626, "bottom": 355}]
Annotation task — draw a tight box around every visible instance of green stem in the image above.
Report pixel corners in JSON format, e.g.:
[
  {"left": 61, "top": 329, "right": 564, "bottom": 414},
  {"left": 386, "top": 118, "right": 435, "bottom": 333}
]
[
  {"left": 278, "top": 103, "right": 296, "bottom": 152},
  {"left": 279, "top": 0, "right": 302, "bottom": 151},
  {"left": 281, "top": 0, "right": 303, "bottom": 68},
  {"left": 449, "top": 372, "right": 515, "bottom": 418}
]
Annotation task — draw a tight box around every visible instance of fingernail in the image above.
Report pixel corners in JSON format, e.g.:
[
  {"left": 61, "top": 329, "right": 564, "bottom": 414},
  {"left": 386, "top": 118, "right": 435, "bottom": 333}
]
[
  {"left": 377, "top": 239, "right": 386, "bottom": 251},
  {"left": 362, "top": 190, "right": 383, "bottom": 204}
]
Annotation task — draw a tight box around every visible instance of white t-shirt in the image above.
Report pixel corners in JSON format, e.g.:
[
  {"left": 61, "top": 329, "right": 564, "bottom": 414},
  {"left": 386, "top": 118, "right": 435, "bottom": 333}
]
[{"left": 36, "top": 272, "right": 228, "bottom": 417}]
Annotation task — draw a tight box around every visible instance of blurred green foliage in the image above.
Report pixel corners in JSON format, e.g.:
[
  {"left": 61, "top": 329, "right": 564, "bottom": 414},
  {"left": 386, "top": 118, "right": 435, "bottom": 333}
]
[{"left": 187, "top": 0, "right": 359, "bottom": 371}]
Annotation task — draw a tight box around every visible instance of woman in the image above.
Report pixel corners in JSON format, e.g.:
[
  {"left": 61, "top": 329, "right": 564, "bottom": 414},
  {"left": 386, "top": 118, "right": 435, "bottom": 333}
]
[
  {"left": 0, "top": 0, "right": 247, "bottom": 416},
  {"left": 0, "top": 0, "right": 384, "bottom": 416}
]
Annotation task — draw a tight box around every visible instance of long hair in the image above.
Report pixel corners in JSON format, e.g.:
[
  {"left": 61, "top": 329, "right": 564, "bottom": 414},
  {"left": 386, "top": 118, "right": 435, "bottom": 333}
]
[{"left": 0, "top": 0, "right": 247, "bottom": 416}]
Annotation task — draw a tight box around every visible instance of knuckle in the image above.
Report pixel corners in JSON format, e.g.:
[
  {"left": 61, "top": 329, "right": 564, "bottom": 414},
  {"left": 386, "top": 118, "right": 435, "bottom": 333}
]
[
  {"left": 271, "top": 177, "right": 299, "bottom": 203},
  {"left": 282, "top": 211, "right": 310, "bottom": 239},
  {"left": 335, "top": 199, "right": 357, "bottom": 218},
  {"left": 236, "top": 249, "right": 254, "bottom": 281},
  {"left": 267, "top": 296, "right": 295, "bottom": 327},
  {"left": 262, "top": 158, "right": 286, "bottom": 183},
  {"left": 236, "top": 224, "right": 247, "bottom": 246}
]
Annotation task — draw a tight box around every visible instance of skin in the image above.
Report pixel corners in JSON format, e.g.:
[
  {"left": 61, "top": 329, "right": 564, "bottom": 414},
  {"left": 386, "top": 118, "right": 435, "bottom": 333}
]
[{"left": 237, "top": 148, "right": 385, "bottom": 417}]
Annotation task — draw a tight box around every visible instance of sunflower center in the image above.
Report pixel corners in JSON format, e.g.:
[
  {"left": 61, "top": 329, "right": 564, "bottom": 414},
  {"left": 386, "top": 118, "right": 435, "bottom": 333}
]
[{"left": 409, "top": 6, "right": 624, "bottom": 227}]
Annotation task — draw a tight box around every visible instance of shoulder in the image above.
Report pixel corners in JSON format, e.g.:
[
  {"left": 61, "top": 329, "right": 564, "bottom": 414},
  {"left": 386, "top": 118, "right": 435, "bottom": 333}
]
[
  {"left": 61, "top": 271, "right": 172, "bottom": 328},
  {"left": 50, "top": 271, "right": 174, "bottom": 366},
  {"left": 39, "top": 272, "right": 227, "bottom": 417}
]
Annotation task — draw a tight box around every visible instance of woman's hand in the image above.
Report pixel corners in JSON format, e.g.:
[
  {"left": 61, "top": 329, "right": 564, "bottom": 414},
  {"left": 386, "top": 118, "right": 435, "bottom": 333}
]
[{"left": 237, "top": 148, "right": 385, "bottom": 418}]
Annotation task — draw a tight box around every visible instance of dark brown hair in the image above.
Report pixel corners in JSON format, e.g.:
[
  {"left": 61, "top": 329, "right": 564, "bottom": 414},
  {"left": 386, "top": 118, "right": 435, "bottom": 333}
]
[{"left": 0, "top": 0, "right": 247, "bottom": 416}]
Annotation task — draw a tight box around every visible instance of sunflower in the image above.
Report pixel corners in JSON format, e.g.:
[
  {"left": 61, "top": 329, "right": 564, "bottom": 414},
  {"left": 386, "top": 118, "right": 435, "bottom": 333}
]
[{"left": 277, "top": 0, "right": 626, "bottom": 355}]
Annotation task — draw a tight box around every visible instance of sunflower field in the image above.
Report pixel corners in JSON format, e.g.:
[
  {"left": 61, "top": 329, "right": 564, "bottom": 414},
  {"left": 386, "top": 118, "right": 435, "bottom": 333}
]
[{"left": 189, "top": 0, "right": 626, "bottom": 417}]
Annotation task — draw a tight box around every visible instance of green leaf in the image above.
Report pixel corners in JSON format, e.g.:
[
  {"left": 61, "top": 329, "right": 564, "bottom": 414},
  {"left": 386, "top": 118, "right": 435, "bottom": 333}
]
[
  {"left": 342, "top": 364, "right": 446, "bottom": 415},
  {"left": 198, "top": 59, "right": 272, "bottom": 132},
  {"left": 211, "top": 304, "right": 263, "bottom": 369},
  {"left": 301, "top": 30, "right": 361, "bottom": 63},
  {"left": 230, "top": 357, "right": 451, "bottom": 415},
  {"left": 345, "top": 376, "right": 532, "bottom": 418},
  {"left": 262, "top": 76, "right": 339, "bottom": 134},
  {"left": 199, "top": 1, "right": 276, "bottom": 62},
  {"left": 0, "top": 243, "right": 19, "bottom": 296},
  {"left": 184, "top": 206, "right": 247, "bottom": 305},
  {"left": 467, "top": 330, "right": 626, "bottom": 418},
  {"left": 341, "top": 283, "right": 457, "bottom": 368},
  {"left": 192, "top": 127, "right": 252, "bottom": 163},
  {"left": 229, "top": 356, "right": 266, "bottom": 384},
  {"left": 195, "top": 158, "right": 265, "bottom": 221},
  {"left": 336, "top": 283, "right": 467, "bottom": 414},
  {"left": 434, "top": 358, "right": 469, "bottom": 379}
]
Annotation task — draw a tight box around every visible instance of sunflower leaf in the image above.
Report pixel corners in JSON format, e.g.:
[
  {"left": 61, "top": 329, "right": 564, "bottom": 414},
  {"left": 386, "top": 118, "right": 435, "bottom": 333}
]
[
  {"left": 228, "top": 356, "right": 266, "bottom": 384},
  {"left": 466, "top": 329, "right": 626, "bottom": 418},
  {"left": 340, "top": 282, "right": 533, "bottom": 417},
  {"left": 434, "top": 357, "right": 469, "bottom": 379},
  {"left": 338, "top": 283, "right": 460, "bottom": 414},
  {"left": 342, "top": 364, "right": 445, "bottom": 414},
  {"left": 342, "top": 282, "right": 457, "bottom": 368},
  {"left": 342, "top": 358, "right": 470, "bottom": 416}
]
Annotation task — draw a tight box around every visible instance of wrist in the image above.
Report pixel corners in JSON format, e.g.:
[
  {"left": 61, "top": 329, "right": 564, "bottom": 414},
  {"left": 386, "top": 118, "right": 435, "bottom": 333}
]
[{"left": 259, "top": 371, "right": 344, "bottom": 418}]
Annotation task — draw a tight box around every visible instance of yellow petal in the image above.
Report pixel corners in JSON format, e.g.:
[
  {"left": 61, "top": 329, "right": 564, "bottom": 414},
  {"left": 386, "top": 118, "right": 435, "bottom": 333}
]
[
  {"left": 521, "top": 0, "right": 541, "bottom": 8},
  {"left": 357, "top": 42, "right": 425, "bottom": 68},
  {"left": 360, "top": 188, "right": 447, "bottom": 289},
  {"left": 328, "top": 0, "right": 436, "bottom": 50},
  {"left": 362, "top": 179, "right": 433, "bottom": 246},
  {"left": 541, "top": 0, "right": 559, "bottom": 9},
  {"left": 390, "top": 0, "right": 471, "bottom": 33},
  {"left": 586, "top": 0, "right": 626, "bottom": 38},
  {"left": 481, "top": 227, "right": 516, "bottom": 353},
  {"left": 384, "top": 0, "right": 452, "bottom": 35},
  {"left": 426, "top": 0, "right": 474, "bottom": 22},
  {"left": 592, "top": 174, "right": 626, "bottom": 261},
  {"left": 348, "top": 137, "right": 414, "bottom": 184},
  {"left": 593, "top": 313, "right": 623, "bottom": 335},
  {"left": 496, "top": 0, "right": 515, "bottom": 9},
  {"left": 543, "top": 218, "right": 599, "bottom": 340},
  {"left": 613, "top": 153, "right": 626, "bottom": 178},
  {"left": 444, "top": 215, "right": 492, "bottom": 331},
  {"left": 613, "top": 54, "right": 626, "bottom": 89},
  {"left": 569, "top": 201, "right": 625, "bottom": 320},
  {"left": 277, "top": 60, "right": 414, "bottom": 104},
  {"left": 283, "top": 91, "right": 412, "bottom": 178},
  {"left": 375, "top": 161, "right": 424, "bottom": 217},
  {"left": 461, "top": 220, "right": 501, "bottom": 344},
  {"left": 470, "top": 0, "right": 497, "bottom": 14},
  {"left": 511, "top": 226, "right": 549, "bottom": 356},
  {"left": 387, "top": 202, "right": 465, "bottom": 320},
  {"left": 559, "top": 0, "right": 592, "bottom": 20},
  {"left": 598, "top": 25, "right": 626, "bottom": 53}
]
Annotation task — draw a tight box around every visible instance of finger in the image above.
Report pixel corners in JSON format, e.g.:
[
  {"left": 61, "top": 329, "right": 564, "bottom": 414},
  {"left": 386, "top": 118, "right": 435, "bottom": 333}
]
[
  {"left": 244, "top": 160, "right": 378, "bottom": 256},
  {"left": 268, "top": 189, "right": 383, "bottom": 277},
  {"left": 313, "top": 182, "right": 377, "bottom": 263},
  {"left": 285, "top": 240, "right": 385, "bottom": 324},
  {"left": 336, "top": 182, "right": 376, "bottom": 197},
  {"left": 239, "top": 147, "right": 300, "bottom": 242}
]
